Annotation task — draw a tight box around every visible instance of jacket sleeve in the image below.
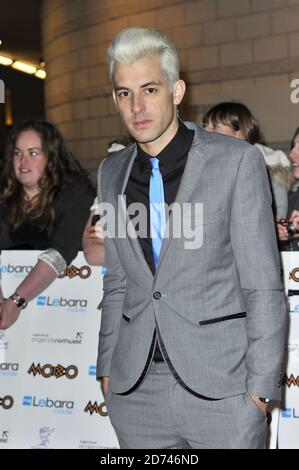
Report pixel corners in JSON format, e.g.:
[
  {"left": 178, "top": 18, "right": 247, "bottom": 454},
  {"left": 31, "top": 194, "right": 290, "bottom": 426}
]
[
  {"left": 96, "top": 160, "right": 127, "bottom": 380},
  {"left": 230, "top": 145, "right": 286, "bottom": 400}
]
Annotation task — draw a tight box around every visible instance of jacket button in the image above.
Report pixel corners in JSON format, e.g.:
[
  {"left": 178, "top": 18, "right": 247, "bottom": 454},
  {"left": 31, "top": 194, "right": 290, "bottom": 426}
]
[{"left": 153, "top": 291, "right": 161, "bottom": 300}]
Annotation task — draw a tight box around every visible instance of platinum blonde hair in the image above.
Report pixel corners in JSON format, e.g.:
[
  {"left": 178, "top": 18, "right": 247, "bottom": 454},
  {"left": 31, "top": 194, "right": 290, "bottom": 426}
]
[{"left": 107, "top": 27, "right": 180, "bottom": 91}]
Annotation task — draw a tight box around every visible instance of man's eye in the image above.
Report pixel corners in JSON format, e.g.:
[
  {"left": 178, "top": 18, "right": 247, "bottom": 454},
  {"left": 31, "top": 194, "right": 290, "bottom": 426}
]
[
  {"left": 145, "top": 88, "right": 157, "bottom": 94},
  {"left": 30, "top": 151, "right": 38, "bottom": 156},
  {"left": 118, "top": 91, "right": 129, "bottom": 98}
]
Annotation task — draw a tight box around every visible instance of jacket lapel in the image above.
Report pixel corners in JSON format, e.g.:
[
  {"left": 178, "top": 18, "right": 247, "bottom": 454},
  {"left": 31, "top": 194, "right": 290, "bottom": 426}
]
[
  {"left": 112, "top": 146, "right": 153, "bottom": 279},
  {"left": 156, "top": 126, "right": 210, "bottom": 271}
]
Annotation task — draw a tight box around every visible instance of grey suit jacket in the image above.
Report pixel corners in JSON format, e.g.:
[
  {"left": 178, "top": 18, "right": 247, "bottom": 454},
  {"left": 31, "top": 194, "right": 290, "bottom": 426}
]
[{"left": 96, "top": 123, "right": 286, "bottom": 400}]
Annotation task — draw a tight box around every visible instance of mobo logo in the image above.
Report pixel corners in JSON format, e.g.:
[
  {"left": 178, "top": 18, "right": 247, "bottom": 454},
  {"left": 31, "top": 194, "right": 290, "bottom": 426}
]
[
  {"left": 84, "top": 401, "right": 108, "bottom": 417},
  {"left": 283, "top": 374, "right": 299, "bottom": 388},
  {"left": 289, "top": 268, "right": 299, "bottom": 282},
  {"left": 28, "top": 363, "right": 78, "bottom": 379},
  {"left": 59, "top": 265, "right": 91, "bottom": 279},
  {"left": 0, "top": 396, "right": 14, "bottom": 410}
]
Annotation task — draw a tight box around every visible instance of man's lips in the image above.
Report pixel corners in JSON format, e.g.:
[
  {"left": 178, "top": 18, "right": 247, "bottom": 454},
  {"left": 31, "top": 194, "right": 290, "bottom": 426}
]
[{"left": 133, "top": 120, "right": 152, "bottom": 129}]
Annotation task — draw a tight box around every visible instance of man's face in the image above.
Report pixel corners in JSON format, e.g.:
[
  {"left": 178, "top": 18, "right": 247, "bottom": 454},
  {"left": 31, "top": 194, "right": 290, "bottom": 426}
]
[{"left": 112, "top": 55, "right": 185, "bottom": 155}]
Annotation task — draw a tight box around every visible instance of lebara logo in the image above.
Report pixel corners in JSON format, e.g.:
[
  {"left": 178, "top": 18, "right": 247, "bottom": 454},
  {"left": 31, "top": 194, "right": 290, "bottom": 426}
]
[
  {"left": 36, "top": 296, "right": 88, "bottom": 313},
  {"left": 28, "top": 363, "right": 78, "bottom": 379},
  {"left": 0, "top": 363, "right": 19, "bottom": 377},
  {"left": 0, "top": 396, "right": 14, "bottom": 410},
  {"left": 23, "top": 395, "right": 74, "bottom": 414},
  {"left": 84, "top": 401, "right": 108, "bottom": 417},
  {"left": 31, "top": 427, "right": 55, "bottom": 449},
  {"left": 88, "top": 366, "right": 96, "bottom": 376},
  {"left": 281, "top": 408, "right": 299, "bottom": 419},
  {"left": 282, "top": 408, "right": 292, "bottom": 418},
  {"left": 0, "top": 263, "right": 33, "bottom": 278}
]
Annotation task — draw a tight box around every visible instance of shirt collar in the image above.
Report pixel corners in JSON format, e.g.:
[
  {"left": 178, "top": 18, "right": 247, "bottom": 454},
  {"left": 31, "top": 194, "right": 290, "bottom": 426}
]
[{"left": 136, "top": 120, "right": 195, "bottom": 175}]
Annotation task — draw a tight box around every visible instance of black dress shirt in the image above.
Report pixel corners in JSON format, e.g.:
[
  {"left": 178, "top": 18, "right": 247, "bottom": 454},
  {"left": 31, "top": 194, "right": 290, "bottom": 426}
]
[{"left": 125, "top": 120, "right": 195, "bottom": 360}]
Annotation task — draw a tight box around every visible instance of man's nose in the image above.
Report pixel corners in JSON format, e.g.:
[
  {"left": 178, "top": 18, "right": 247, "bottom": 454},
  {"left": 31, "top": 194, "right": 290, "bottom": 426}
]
[{"left": 131, "top": 95, "right": 145, "bottom": 114}]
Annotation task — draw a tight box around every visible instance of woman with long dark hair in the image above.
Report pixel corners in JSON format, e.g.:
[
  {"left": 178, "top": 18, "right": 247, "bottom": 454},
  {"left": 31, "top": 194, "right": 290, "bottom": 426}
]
[{"left": 0, "top": 120, "right": 95, "bottom": 329}]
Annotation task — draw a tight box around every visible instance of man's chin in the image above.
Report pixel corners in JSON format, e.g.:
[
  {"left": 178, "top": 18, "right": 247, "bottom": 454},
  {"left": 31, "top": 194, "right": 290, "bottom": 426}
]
[{"left": 131, "top": 132, "right": 156, "bottom": 145}]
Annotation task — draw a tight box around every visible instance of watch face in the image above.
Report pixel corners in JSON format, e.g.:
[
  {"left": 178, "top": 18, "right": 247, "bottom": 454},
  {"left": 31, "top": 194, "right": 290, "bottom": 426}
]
[
  {"left": 10, "top": 294, "right": 26, "bottom": 309},
  {"left": 16, "top": 298, "right": 25, "bottom": 307}
]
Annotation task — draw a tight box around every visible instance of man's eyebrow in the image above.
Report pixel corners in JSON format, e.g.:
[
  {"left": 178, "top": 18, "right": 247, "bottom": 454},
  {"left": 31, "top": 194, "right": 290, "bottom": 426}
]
[
  {"left": 141, "top": 81, "right": 162, "bottom": 88},
  {"left": 115, "top": 81, "right": 162, "bottom": 91},
  {"left": 115, "top": 86, "right": 130, "bottom": 91}
]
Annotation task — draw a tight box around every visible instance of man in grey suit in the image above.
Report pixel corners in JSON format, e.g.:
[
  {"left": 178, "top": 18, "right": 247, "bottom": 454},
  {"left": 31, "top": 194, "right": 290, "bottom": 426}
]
[{"left": 96, "top": 27, "right": 286, "bottom": 449}]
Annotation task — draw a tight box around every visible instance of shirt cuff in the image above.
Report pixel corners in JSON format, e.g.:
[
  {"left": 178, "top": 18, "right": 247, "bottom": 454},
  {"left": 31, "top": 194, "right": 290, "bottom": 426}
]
[{"left": 38, "top": 249, "right": 67, "bottom": 276}]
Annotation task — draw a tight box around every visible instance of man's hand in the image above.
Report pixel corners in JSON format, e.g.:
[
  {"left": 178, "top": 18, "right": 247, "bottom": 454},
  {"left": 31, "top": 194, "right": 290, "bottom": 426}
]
[
  {"left": 289, "top": 210, "right": 299, "bottom": 238},
  {"left": 251, "top": 395, "right": 268, "bottom": 415},
  {"left": 277, "top": 210, "right": 299, "bottom": 240},
  {"left": 0, "top": 299, "right": 21, "bottom": 330},
  {"left": 101, "top": 376, "right": 110, "bottom": 399},
  {"left": 86, "top": 221, "right": 103, "bottom": 241},
  {"left": 276, "top": 220, "right": 288, "bottom": 240}
]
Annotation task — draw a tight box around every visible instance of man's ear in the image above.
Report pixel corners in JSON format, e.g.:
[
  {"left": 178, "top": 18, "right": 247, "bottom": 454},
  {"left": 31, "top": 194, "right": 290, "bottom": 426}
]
[
  {"left": 173, "top": 80, "right": 186, "bottom": 106},
  {"left": 112, "top": 90, "right": 119, "bottom": 112}
]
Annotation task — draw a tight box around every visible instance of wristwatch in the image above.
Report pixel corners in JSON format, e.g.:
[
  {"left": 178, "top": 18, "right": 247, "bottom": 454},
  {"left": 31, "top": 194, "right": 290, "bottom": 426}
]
[
  {"left": 9, "top": 293, "right": 28, "bottom": 310},
  {"left": 259, "top": 397, "right": 270, "bottom": 403}
]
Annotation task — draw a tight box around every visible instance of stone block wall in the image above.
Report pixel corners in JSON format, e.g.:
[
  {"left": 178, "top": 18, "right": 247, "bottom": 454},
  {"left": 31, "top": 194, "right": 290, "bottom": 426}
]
[{"left": 42, "top": 0, "right": 299, "bottom": 178}]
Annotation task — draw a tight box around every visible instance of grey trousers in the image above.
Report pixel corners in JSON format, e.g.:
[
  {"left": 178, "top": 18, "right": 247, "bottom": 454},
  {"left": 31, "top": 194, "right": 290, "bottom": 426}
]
[{"left": 106, "top": 362, "right": 267, "bottom": 449}]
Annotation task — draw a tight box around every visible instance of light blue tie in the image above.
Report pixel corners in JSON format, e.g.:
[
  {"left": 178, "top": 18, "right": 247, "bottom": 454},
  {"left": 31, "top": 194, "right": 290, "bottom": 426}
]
[{"left": 149, "top": 158, "right": 166, "bottom": 268}]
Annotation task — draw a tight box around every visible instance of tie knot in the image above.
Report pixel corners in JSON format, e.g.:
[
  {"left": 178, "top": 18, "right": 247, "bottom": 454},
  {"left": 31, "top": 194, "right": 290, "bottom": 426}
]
[{"left": 149, "top": 157, "right": 160, "bottom": 171}]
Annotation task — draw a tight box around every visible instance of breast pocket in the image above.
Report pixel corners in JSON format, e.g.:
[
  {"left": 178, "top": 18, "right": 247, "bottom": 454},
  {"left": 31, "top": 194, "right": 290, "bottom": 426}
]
[
  {"left": 179, "top": 206, "right": 223, "bottom": 251},
  {"left": 202, "top": 208, "right": 224, "bottom": 225}
]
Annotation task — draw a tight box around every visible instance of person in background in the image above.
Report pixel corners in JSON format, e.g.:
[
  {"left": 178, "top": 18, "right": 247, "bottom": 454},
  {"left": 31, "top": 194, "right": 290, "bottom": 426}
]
[
  {"left": 82, "top": 196, "right": 105, "bottom": 266},
  {"left": 277, "top": 127, "right": 299, "bottom": 248},
  {"left": 83, "top": 137, "right": 132, "bottom": 266},
  {"left": 202, "top": 102, "right": 293, "bottom": 220},
  {"left": 0, "top": 120, "right": 95, "bottom": 329}
]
